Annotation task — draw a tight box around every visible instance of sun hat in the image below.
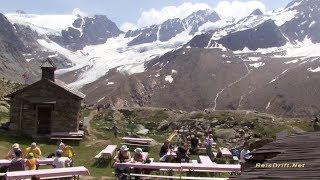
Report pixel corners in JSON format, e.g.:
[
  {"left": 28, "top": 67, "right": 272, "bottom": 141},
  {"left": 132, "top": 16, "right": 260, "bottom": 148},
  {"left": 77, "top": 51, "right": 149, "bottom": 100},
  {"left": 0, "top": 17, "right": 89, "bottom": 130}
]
[
  {"left": 134, "top": 148, "right": 143, "bottom": 153},
  {"left": 12, "top": 143, "right": 19, "bottom": 149},
  {"left": 120, "top": 145, "right": 129, "bottom": 151}
]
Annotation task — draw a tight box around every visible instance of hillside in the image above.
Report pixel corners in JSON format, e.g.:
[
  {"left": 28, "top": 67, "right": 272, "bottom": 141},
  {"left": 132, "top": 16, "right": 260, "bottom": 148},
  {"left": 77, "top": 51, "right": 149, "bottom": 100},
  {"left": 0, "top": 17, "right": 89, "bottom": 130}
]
[{"left": 91, "top": 107, "right": 312, "bottom": 149}]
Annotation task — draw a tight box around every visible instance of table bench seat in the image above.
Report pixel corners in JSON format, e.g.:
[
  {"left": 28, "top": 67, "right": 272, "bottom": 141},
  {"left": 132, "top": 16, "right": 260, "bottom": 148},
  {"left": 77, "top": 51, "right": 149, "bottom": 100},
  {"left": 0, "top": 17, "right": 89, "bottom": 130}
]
[
  {"left": 94, "top": 145, "right": 117, "bottom": 159},
  {"left": 5, "top": 166, "right": 89, "bottom": 180}
]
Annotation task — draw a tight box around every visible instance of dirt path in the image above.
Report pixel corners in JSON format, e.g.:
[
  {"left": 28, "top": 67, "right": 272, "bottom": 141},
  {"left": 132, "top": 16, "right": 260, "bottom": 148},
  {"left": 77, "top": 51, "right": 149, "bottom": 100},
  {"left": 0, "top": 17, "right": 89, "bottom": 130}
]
[{"left": 84, "top": 110, "right": 111, "bottom": 147}]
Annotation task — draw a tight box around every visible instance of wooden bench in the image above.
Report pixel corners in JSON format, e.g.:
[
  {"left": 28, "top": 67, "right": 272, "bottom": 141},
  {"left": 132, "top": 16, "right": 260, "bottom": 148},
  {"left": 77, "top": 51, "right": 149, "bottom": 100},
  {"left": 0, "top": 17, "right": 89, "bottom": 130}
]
[
  {"left": 130, "top": 173, "right": 227, "bottom": 180},
  {"left": 122, "top": 137, "right": 154, "bottom": 145},
  {"left": 5, "top": 166, "right": 89, "bottom": 180},
  {"left": 0, "top": 158, "right": 70, "bottom": 166},
  {"left": 120, "top": 143, "right": 151, "bottom": 147},
  {"left": 199, "top": 155, "right": 214, "bottom": 164},
  {"left": 94, "top": 145, "right": 117, "bottom": 159},
  {"left": 122, "top": 137, "right": 154, "bottom": 143},
  {"left": 50, "top": 131, "right": 84, "bottom": 140}
]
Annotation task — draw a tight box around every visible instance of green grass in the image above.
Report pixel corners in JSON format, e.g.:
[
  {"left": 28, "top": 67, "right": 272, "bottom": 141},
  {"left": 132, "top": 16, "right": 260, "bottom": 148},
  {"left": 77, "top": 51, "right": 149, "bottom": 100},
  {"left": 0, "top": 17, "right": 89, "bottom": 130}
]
[
  {"left": 0, "top": 109, "right": 312, "bottom": 179},
  {"left": 0, "top": 133, "right": 115, "bottom": 178}
]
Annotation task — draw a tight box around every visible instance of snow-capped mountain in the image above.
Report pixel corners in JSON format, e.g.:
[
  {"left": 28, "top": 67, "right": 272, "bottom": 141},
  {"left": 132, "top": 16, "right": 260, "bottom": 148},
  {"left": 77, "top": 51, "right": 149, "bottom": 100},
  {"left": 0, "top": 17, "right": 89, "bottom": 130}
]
[
  {"left": 80, "top": 0, "right": 320, "bottom": 117},
  {"left": 3, "top": 9, "right": 224, "bottom": 87},
  {"left": 1, "top": 0, "right": 320, "bottom": 117},
  {"left": 125, "top": 9, "right": 220, "bottom": 46}
]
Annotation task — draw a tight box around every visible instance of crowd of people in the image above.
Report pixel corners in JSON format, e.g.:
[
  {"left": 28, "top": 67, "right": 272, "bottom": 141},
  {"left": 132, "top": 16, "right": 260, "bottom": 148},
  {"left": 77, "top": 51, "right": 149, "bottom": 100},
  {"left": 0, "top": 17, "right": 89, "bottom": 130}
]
[
  {"left": 158, "top": 133, "right": 215, "bottom": 163},
  {"left": 0, "top": 140, "right": 75, "bottom": 174}
]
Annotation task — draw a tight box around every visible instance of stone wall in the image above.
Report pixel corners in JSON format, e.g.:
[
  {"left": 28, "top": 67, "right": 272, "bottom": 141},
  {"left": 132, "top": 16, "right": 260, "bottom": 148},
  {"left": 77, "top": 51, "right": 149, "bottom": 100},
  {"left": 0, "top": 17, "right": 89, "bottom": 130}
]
[{"left": 9, "top": 80, "right": 82, "bottom": 136}]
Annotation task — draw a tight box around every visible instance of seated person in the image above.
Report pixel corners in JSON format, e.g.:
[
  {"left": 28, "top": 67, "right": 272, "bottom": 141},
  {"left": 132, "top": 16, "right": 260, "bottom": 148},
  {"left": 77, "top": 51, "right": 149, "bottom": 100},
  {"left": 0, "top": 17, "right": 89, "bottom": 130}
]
[
  {"left": 24, "top": 142, "right": 42, "bottom": 169},
  {"left": 8, "top": 150, "right": 25, "bottom": 171},
  {"left": 115, "top": 145, "right": 131, "bottom": 163},
  {"left": 159, "top": 140, "right": 172, "bottom": 158},
  {"left": 6, "top": 143, "right": 21, "bottom": 160},
  {"left": 190, "top": 135, "right": 199, "bottom": 154},
  {"left": 23, "top": 142, "right": 42, "bottom": 159},
  {"left": 133, "top": 148, "right": 144, "bottom": 162},
  {"left": 53, "top": 150, "right": 70, "bottom": 168},
  {"left": 25, "top": 153, "right": 38, "bottom": 170},
  {"left": 176, "top": 142, "right": 190, "bottom": 163},
  {"left": 59, "top": 143, "right": 75, "bottom": 167},
  {"left": 133, "top": 148, "right": 144, "bottom": 180},
  {"left": 114, "top": 145, "right": 131, "bottom": 175}
]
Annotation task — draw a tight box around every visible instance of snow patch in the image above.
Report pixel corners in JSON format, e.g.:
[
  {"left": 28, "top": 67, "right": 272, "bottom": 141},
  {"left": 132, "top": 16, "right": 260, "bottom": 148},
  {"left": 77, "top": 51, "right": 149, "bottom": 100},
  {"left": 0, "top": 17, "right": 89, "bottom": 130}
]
[
  {"left": 171, "top": 69, "right": 177, "bottom": 74},
  {"left": 5, "top": 13, "right": 78, "bottom": 35},
  {"left": 307, "top": 67, "right": 320, "bottom": 73},
  {"left": 243, "top": 57, "right": 261, "bottom": 62},
  {"left": 107, "top": 82, "right": 114, "bottom": 85},
  {"left": 309, "top": 21, "right": 316, "bottom": 27},
  {"left": 269, "top": 69, "right": 288, "bottom": 83},
  {"left": 155, "top": 74, "right": 160, "bottom": 77},
  {"left": 165, "top": 75, "right": 173, "bottom": 83},
  {"left": 249, "top": 62, "right": 265, "bottom": 68},
  {"left": 284, "top": 60, "right": 299, "bottom": 64},
  {"left": 97, "top": 96, "right": 105, "bottom": 102}
]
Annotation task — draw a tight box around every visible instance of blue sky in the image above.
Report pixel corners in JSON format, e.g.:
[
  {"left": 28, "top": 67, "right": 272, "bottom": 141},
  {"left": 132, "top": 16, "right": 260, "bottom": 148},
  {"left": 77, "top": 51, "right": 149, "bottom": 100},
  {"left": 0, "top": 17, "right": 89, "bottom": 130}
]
[{"left": 0, "top": 0, "right": 292, "bottom": 29}]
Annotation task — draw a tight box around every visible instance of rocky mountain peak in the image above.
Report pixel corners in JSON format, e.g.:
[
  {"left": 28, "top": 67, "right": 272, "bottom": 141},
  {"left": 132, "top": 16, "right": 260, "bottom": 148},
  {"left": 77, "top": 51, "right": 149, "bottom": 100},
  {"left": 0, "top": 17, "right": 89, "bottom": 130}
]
[
  {"left": 250, "top": 9, "right": 264, "bottom": 16},
  {"left": 183, "top": 9, "right": 220, "bottom": 35},
  {"left": 280, "top": 0, "right": 320, "bottom": 43},
  {"left": 125, "top": 9, "right": 220, "bottom": 46},
  {"left": 49, "top": 14, "right": 122, "bottom": 51}
]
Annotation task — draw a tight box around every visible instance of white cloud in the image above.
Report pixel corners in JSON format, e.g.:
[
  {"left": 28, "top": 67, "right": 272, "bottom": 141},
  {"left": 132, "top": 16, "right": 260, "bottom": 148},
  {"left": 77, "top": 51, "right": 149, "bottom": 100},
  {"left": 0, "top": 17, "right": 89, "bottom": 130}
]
[
  {"left": 137, "top": 2, "right": 211, "bottom": 27},
  {"left": 214, "top": 1, "right": 266, "bottom": 20},
  {"left": 120, "top": 22, "right": 138, "bottom": 32},
  {"left": 72, "top": 8, "right": 87, "bottom": 17},
  {"left": 121, "top": 2, "right": 211, "bottom": 30},
  {"left": 121, "top": 1, "right": 266, "bottom": 31}
]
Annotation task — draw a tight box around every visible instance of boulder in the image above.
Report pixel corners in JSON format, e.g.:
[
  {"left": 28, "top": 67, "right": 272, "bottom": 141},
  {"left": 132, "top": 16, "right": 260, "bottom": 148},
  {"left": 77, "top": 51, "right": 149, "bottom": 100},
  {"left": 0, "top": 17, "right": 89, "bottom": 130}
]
[
  {"left": 145, "top": 122, "right": 157, "bottom": 130},
  {"left": 157, "top": 120, "right": 170, "bottom": 131},
  {"left": 134, "top": 124, "right": 145, "bottom": 132},
  {"left": 0, "top": 105, "right": 9, "bottom": 113},
  {"left": 136, "top": 129, "right": 149, "bottom": 135},
  {"left": 215, "top": 128, "right": 237, "bottom": 139}
]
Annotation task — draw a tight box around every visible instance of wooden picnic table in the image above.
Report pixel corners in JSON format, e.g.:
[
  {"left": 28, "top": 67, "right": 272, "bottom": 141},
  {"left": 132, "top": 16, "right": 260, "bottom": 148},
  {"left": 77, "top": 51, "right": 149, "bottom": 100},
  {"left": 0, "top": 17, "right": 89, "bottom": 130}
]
[
  {"left": 199, "top": 155, "right": 214, "bottom": 164},
  {"left": 95, "top": 145, "right": 117, "bottom": 159},
  {"left": 166, "top": 147, "right": 178, "bottom": 157},
  {"left": 0, "top": 158, "right": 70, "bottom": 166},
  {"left": 122, "top": 137, "right": 154, "bottom": 143},
  {"left": 5, "top": 166, "right": 89, "bottom": 180},
  {"left": 115, "top": 161, "right": 240, "bottom": 172},
  {"left": 219, "top": 147, "right": 232, "bottom": 157},
  {"left": 181, "top": 163, "right": 240, "bottom": 172},
  {"left": 114, "top": 161, "right": 182, "bottom": 170}
]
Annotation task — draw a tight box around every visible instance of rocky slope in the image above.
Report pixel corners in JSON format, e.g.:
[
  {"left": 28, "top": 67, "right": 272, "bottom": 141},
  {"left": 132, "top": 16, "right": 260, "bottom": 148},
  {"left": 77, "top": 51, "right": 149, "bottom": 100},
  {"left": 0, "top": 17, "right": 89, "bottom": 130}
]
[
  {"left": 92, "top": 107, "right": 311, "bottom": 150},
  {"left": 0, "top": 13, "right": 37, "bottom": 82}
]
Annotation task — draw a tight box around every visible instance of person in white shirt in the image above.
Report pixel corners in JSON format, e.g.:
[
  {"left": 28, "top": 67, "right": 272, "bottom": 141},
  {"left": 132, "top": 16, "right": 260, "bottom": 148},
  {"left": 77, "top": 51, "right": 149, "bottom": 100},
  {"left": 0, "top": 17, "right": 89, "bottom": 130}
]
[
  {"left": 240, "top": 142, "right": 251, "bottom": 172},
  {"left": 204, "top": 134, "right": 214, "bottom": 160},
  {"left": 53, "top": 150, "right": 70, "bottom": 168}
]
